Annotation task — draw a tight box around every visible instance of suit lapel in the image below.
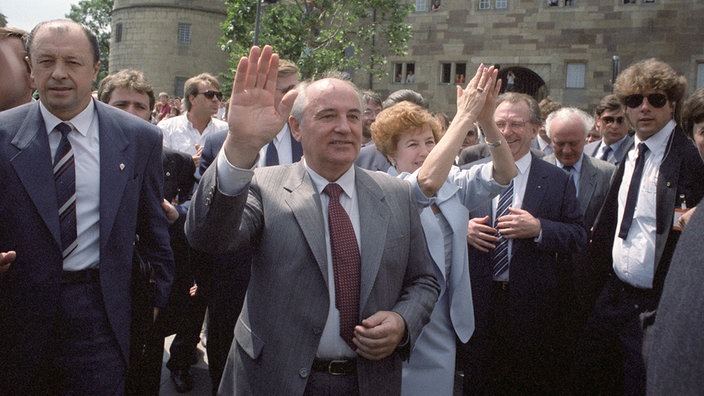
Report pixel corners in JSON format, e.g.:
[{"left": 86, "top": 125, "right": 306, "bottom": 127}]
[
  {"left": 10, "top": 104, "right": 63, "bottom": 250},
  {"left": 517, "top": 156, "right": 549, "bottom": 255},
  {"left": 97, "top": 103, "right": 131, "bottom": 250},
  {"left": 285, "top": 163, "right": 328, "bottom": 280},
  {"left": 578, "top": 156, "right": 597, "bottom": 215},
  {"left": 356, "top": 170, "right": 390, "bottom": 312}
]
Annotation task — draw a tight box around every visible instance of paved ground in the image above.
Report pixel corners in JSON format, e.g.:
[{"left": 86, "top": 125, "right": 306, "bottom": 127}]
[{"left": 159, "top": 335, "right": 212, "bottom": 396}]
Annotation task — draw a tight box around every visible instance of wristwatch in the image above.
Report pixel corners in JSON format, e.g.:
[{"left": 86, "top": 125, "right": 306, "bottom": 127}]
[{"left": 487, "top": 139, "right": 503, "bottom": 148}]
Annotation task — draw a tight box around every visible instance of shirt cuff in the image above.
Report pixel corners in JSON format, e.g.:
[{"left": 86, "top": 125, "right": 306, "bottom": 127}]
[{"left": 216, "top": 148, "right": 257, "bottom": 196}]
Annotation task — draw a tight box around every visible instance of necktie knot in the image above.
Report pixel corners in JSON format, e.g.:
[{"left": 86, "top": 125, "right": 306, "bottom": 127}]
[
  {"left": 637, "top": 142, "right": 649, "bottom": 156},
  {"left": 563, "top": 165, "right": 574, "bottom": 173},
  {"left": 324, "top": 183, "right": 343, "bottom": 202},
  {"left": 56, "top": 122, "right": 72, "bottom": 137},
  {"left": 600, "top": 145, "right": 612, "bottom": 161}
]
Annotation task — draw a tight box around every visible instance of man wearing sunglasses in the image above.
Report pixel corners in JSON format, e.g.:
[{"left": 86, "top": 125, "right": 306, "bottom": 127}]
[
  {"left": 574, "top": 59, "right": 704, "bottom": 395},
  {"left": 158, "top": 73, "right": 229, "bottom": 169},
  {"left": 585, "top": 94, "right": 633, "bottom": 165}
]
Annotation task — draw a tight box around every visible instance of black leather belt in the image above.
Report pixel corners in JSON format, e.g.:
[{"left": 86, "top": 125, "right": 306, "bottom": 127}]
[
  {"left": 492, "top": 281, "right": 509, "bottom": 292},
  {"left": 61, "top": 269, "right": 100, "bottom": 285},
  {"left": 311, "top": 359, "right": 357, "bottom": 376}
]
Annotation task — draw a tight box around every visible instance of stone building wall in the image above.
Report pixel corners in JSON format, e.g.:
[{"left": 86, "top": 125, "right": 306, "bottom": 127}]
[
  {"left": 366, "top": 0, "right": 704, "bottom": 115},
  {"left": 110, "top": 0, "right": 229, "bottom": 97}
]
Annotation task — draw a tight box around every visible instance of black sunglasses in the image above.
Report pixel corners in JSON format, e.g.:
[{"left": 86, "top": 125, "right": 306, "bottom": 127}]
[
  {"left": 601, "top": 116, "right": 626, "bottom": 125},
  {"left": 198, "top": 90, "right": 223, "bottom": 100},
  {"left": 624, "top": 93, "right": 667, "bottom": 109}
]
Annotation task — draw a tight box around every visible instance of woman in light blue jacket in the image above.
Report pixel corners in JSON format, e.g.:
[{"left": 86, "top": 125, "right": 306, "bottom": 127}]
[{"left": 372, "top": 65, "right": 516, "bottom": 395}]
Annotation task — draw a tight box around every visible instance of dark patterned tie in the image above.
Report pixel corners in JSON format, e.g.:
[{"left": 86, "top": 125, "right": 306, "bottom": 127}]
[
  {"left": 54, "top": 123, "right": 77, "bottom": 258},
  {"left": 563, "top": 165, "right": 577, "bottom": 193},
  {"left": 600, "top": 145, "right": 612, "bottom": 161},
  {"left": 618, "top": 143, "right": 649, "bottom": 239},
  {"left": 324, "top": 183, "right": 360, "bottom": 349},
  {"left": 492, "top": 180, "right": 514, "bottom": 278},
  {"left": 265, "top": 142, "right": 279, "bottom": 166}
]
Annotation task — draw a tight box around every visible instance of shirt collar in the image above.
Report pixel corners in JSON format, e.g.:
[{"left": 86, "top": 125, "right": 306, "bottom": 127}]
[
  {"left": 41, "top": 98, "right": 94, "bottom": 137},
  {"left": 305, "top": 160, "right": 356, "bottom": 199},
  {"left": 635, "top": 119, "right": 675, "bottom": 158},
  {"left": 515, "top": 151, "right": 532, "bottom": 176},
  {"left": 556, "top": 154, "right": 583, "bottom": 173}
]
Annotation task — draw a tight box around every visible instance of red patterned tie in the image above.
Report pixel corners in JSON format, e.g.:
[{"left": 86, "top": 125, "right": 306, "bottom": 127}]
[{"left": 324, "top": 183, "right": 360, "bottom": 349}]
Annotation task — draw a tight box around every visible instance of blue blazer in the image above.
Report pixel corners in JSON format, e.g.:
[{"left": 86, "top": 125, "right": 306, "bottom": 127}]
[
  {"left": 466, "top": 155, "right": 587, "bottom": 340},
  {"left": 0, "top": 101, "right": 174, "bottom": 391}
]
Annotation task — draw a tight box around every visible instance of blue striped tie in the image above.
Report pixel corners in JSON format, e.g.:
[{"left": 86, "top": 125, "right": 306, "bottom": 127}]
[
  {"left": 492, "top": 180, "right": 514, "bottom": 278},
  {"left": 54, "top": 123, "right": 77, "bottom": 258}
]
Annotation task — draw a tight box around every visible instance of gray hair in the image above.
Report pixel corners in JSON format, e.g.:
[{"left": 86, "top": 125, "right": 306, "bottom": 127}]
[{"left": 545, "top": 107, "right": 594, "bottom": 139}]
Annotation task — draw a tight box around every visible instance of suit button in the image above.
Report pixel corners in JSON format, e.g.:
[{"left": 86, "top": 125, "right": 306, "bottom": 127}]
[
  {"left": 165, "top": 171, "right": 171, "bottom": 177},
  {"left": 299, "top": 368, "right": 309, "bottom": 378}
]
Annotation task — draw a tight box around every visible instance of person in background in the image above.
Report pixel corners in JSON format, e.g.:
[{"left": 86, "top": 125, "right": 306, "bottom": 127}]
[
  {"left": 0, "top": 27, "right": 34, "bottom": 111},
  {"left": 531, "top": 97, "right": 561, "bottom": 155},
  {"left": 361, "top": 90, "right": 382, "bottom": 146},
  {"left": 584, "top": 94, "right": 633, "bottom": 165},
  {"left": 372, "top": 65, "right": 515, "bottom": 396}
]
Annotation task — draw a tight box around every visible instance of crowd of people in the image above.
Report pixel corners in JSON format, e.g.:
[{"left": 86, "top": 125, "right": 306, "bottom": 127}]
[{"left": 1, "top": 18, "right": 704, "bottom": 396}]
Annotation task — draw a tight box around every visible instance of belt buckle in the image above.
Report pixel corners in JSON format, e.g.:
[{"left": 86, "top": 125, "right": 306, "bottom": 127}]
[{"left": 327, "top": 359, "right": 349, "bottom": 376}]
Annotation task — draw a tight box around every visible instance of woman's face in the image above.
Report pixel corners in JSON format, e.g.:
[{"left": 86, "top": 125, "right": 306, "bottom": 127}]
[
  {"left": 389, "top": 124, "right": 436, "bottom": 173},
  {"left": 693, "top": 119, "right": 704, "bottom": 160}
]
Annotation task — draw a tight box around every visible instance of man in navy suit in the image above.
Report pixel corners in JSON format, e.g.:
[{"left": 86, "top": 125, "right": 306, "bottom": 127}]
[
  {"left": 458, "top": 93, "right": 587, "bottom": 394},
  {"left": 584, "top": 94, "right": 632, "bottom": 165},
  {"left": 0, "top": 20, "right": 173, "bottom": 394}
]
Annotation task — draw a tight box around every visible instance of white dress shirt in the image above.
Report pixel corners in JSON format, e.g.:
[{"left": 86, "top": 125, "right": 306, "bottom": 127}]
[
  {"left": 41, "top": 100, "right": 101, "bottom": 271},
  {"left": 493, "top": 152, "right": 532, "bottom": 282},
  {"left": 159, "top": 112, "right": 228, "bottom": 155},
  {"left": 612, "top": 120, "right": 675, "bottom": 288},
  {"left": 257, "top": 124, "right": 294, "bottom": 167}
]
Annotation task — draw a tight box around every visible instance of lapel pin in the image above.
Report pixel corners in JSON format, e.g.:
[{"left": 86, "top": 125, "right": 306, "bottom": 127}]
[{"left": 120, "top": 163, "right": 125, "bottom": 171}]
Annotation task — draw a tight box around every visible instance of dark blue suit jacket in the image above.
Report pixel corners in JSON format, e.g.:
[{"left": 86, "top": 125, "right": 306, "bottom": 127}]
[
  {"left": 0, "top": 101, "right": 174, "bottom": 392},
  {"left": 466, "top": 155, "right": 587, "bottom": 340}
]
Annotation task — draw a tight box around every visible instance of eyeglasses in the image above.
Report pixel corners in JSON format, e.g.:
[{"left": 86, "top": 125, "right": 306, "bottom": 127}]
[
  {"left": 601, "top": 116, "right": 626, "bottom": 125},
  {"left": 495, "top": 120, "right": 527, "bottom": 131},
  {"left": 363, "top": 109, "right": 382, "bottom": 117},
  {"left": 198, "top": 90, "right": 223, "bottom": 101},
  {"left": 624, "top": 93, "right": 667, "bottom": 109}
]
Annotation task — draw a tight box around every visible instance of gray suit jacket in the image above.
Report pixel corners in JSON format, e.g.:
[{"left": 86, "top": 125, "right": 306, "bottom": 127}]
[
  {"left": 186, "top": 161, "right": 439, "bottom": 396},
  {"left": 584, "top": 135, "right": 633, "bottom": 166},
  {"left": 542, "top": 153, "right": 615, "bottom": 228}
]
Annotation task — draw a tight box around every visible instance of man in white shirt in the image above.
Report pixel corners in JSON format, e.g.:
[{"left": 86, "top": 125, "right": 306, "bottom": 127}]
[
  {"left": 574, "top": 58, "right": 704, "bottom": 395},
  {"left": 158, "top": 73, "right": 228, "bottom": 167}
]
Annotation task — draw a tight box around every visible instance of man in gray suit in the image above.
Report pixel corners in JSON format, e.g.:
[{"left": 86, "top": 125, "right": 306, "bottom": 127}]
[
  {"left": 584, "top": 94, "right": 632, "bottom": 165},
  {"left": 542, "top": 108, "right": 615, "bottom": 387},
  {"left": 186, "top": 46, "right": 439, "bottom": 395}
]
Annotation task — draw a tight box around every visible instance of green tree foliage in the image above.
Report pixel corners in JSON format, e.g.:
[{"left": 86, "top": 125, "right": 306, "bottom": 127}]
[
  {"left": 67, "top": 0, "right": 114, "bottom": 83},
  {"left": 220, "top": 0, "right": 412, "bottom": 87}
]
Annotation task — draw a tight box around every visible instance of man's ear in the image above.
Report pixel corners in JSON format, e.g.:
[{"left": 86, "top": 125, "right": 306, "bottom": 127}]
[{"left": 290, "top": 115, "right": 302, "bottom": 142}]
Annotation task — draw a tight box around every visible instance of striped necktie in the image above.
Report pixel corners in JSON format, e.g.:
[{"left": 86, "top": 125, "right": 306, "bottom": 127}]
[
  {"left": 492, "top": 180, "right": 514, "bottom": 278},
  {"left": 54, "top": 122, "right": 78, "bottom": 258}
]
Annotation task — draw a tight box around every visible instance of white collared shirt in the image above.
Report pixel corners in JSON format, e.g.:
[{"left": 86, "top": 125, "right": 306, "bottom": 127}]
[
  {"left": 257, "top": 124, "right": 294, "bottom": 167},
  {"left": 612, "top": 120, "right": 675, "bottom": 288},
  {"left": 158, "top": 112, "right": 228, "bottom": 155},
  {"left": 493, "top": 152, "right": 532, "bottom": 282},
  {"left": 41, "top": 100, "right": 101, "bottom": 271}
]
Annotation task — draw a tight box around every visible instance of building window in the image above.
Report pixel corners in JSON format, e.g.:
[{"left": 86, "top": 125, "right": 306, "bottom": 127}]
[
  {"left": 114, "top": 23, "right": 122, "bottom": 43},
  {"left": 415, "top": 0, "right": 428, "bottom": 12},
  {"left": 440, "top": 62, "right": 469, "bottom": 84},
  {"left": 495, "top": 0, "right": 508, "bottom": 9},
  {"left": 441, "top": 63, "right": 452, "bottom": 83},
  {"left": 566, "top": 63, "right": 586, "bottom": 88},
  {"left": 478, "top": 0, "right": 491, "bottom": 9},
  {"left": 178, "top": 23, "right": 191, "bottom": 45},
  {"left": 455, "top": 63, "right": 467, "bottom": 83},
  {"left": 393, "top": 63, "right": 417, "bottom": 84},
  {"left": 405, "top": 64, "right": 416, "bottom": 84},
  {"left": 696, "top": 63, "right": 704, "bottom": 89},
  {"left": 174, "top": 77, "right": 187, "bottom": 98}
]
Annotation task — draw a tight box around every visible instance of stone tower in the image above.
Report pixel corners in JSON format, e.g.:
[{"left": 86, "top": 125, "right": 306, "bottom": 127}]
[{"left": 109, "top": 0, "right": 229, "bottom": 97}]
